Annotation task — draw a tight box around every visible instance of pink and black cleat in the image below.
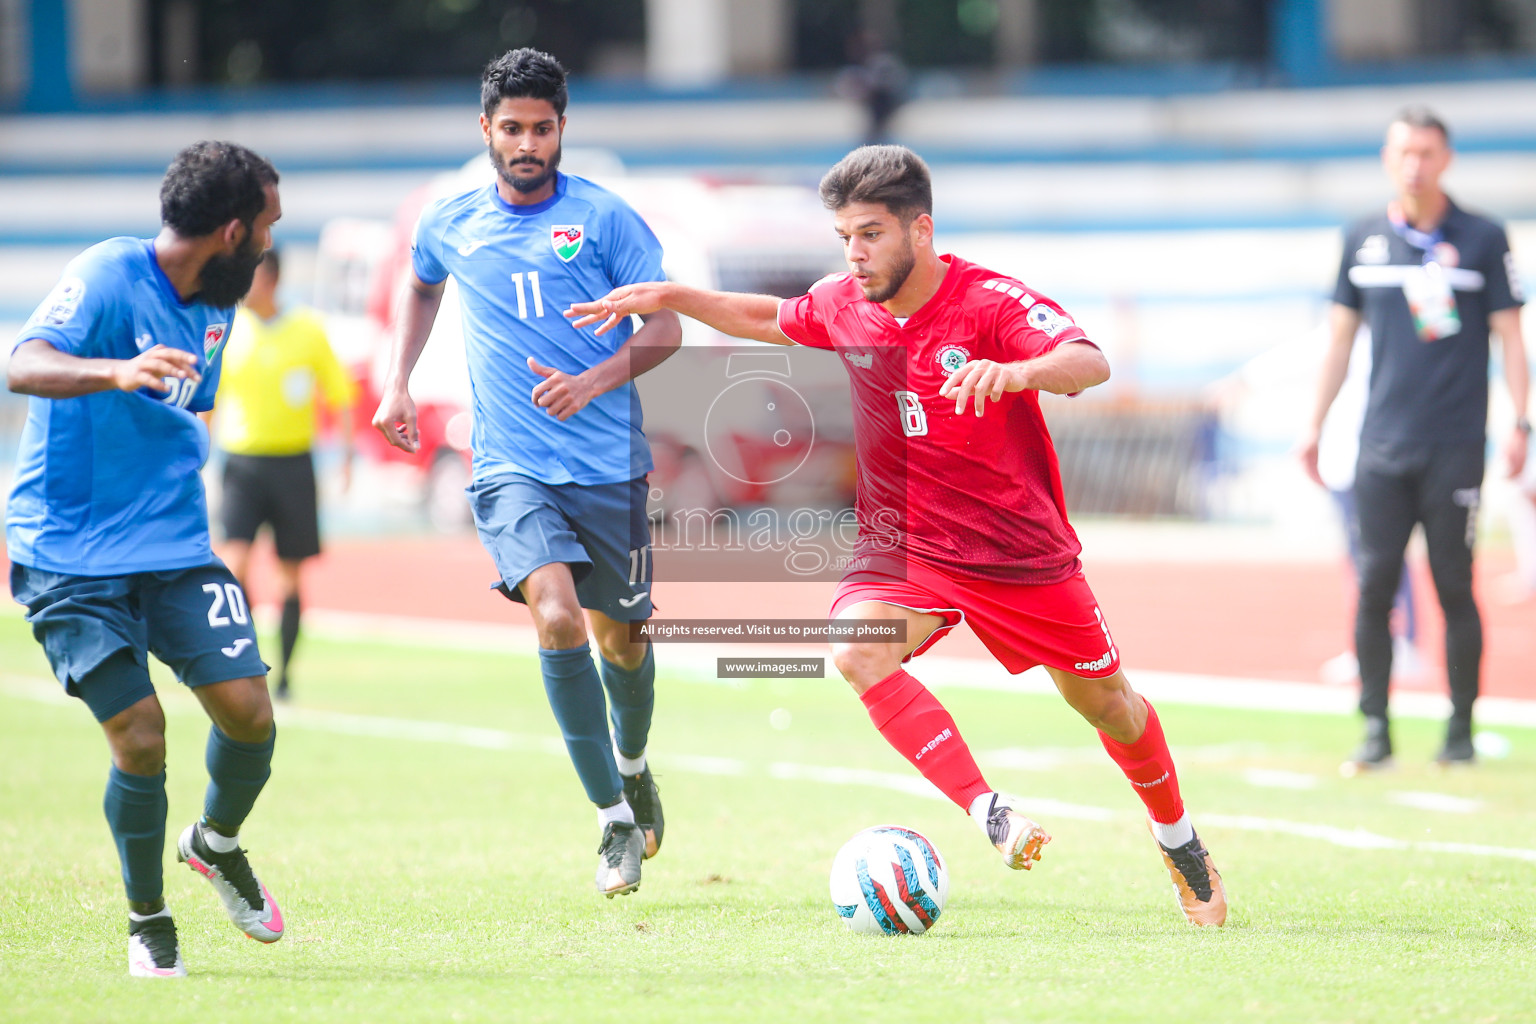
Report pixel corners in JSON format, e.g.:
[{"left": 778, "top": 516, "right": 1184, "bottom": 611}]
[{"left": 176, "top": 822, "right": 285, "bottom": 942}]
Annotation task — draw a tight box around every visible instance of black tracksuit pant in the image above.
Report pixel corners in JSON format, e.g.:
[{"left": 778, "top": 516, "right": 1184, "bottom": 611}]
[{"left": 1353, "top": 440, "right": 1484, "bottom": 733}]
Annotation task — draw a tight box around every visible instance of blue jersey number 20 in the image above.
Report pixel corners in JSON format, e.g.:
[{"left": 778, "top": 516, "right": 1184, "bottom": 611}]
[{"left": 161, "top": 376, "right": 199, "bottom": 409}]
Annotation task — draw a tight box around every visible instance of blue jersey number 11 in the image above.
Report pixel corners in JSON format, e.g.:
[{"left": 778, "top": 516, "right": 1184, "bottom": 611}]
[{"left": 510, "top": 271, "right": 545, "bottom": 318}]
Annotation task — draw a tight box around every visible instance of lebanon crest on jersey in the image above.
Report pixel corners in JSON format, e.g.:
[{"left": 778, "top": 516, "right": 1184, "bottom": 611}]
[
  {"left": 936, "top": 346, "right": 971, "bottom": 374},
  {"left": 551, "top": 225, "right": 584, "bottom": 262}
]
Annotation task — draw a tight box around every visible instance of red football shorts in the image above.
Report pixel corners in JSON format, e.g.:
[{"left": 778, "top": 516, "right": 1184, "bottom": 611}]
[{"left": 829, "top": 560, "right": 1121, "bottom": 678}]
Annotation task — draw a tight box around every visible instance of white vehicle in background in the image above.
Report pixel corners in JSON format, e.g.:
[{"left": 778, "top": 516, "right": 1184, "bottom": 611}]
[{"left": 313, "top": 151, "right": 847, "bottom": 531}]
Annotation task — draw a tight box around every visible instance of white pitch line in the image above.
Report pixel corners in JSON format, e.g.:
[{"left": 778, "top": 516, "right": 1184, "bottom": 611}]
[
  {"left": 5, "top": 673, "right": 1534, "bottom": 864},
  {"left": 287, "top": 706, "right": 567, "bottom": 756},
  {"left": 1241, "top": 768, "right": 1320, "bottom": 790},
  {"left": 1201, "top": 813, "right": 1536, "bottom": 863},
  {"left": 1388, "top": 791, "right": 1483, "bottom": 815},
  {"left": 1200, "top": 813, "right": 1408, "bottom": 850}
]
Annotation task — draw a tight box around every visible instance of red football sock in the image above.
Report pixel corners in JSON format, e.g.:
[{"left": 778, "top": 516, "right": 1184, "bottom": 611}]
[
  {"left": 859, "top": 669, "right": 991, "bottom": 809},
  {"left": 1098, "top": 699, "right": 1185, "bottom": 824}
]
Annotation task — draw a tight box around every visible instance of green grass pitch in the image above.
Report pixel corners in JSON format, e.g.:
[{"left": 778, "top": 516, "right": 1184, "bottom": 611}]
[{"left": 2, "top": 611, "right": 1534, "bottom": 1023}]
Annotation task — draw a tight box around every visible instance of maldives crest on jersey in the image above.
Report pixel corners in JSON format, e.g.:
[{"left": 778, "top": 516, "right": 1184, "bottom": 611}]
[
  {"left": 551, "top": 225, "right": 584, "bottom": 262},
  {"left": 203, "top": 322, "right": 229, "bottom": 361},
  {"left": 936, "top": 345, "right": 971, "bottom": 374}
]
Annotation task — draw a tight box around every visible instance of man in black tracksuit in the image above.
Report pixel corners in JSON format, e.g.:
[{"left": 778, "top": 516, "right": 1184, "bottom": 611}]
[{"left": 1302, "top": 106, "right": 1530, "bottom": 769}]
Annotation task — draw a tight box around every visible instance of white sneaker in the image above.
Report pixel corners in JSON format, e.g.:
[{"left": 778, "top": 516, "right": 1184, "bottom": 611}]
[
  {"left": 128, "top": 912, "right": 186, "bottom": 978},
  {"left": 176, "top": 823, "right": 285, "bottom": 942}
]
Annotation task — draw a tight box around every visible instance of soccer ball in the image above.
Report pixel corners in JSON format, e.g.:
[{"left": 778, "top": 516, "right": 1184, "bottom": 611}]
[{"left": 829, "top": 825, "right": 948, "bottom": 935}]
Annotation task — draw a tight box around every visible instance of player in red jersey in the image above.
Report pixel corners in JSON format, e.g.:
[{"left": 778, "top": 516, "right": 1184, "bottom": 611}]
[{"left": 568, "top": 145, "right": 1225, "bottom": 925}]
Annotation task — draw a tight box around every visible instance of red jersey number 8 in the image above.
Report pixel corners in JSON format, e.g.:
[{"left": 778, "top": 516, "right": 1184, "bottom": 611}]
[{"left": 895, "top": 390, "right": 928, "bottom": 437}]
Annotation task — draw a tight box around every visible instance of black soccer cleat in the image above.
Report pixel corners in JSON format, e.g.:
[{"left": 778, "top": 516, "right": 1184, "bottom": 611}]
[
  {"left": 1341, "top": 715, "right": 1394, "bottom": 776},
  {"left": 595, "top": 821, "right": 645, "bottom": 897},
  {"left": 1435, "top": 722, "right": 1477, "bottom": 767},
  {"left": 128, "top": 912, "right": 186, "bottom": 978},
  {"left": 622, "top": 766, "right": 664, "bottom": 859}
]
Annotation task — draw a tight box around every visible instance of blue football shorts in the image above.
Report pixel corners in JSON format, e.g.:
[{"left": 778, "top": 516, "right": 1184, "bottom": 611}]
[
  {"left": 467, "top": 474, "right": 654, "bottom": 622},
  {"left": 10, "top": 561, "right": 269, "bottom": 722}
]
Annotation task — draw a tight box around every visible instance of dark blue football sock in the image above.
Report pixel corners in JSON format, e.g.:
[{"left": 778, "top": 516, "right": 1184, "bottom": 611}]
[
  {"left": 540, "top": 644, "right": 623, "bottom": 805},
  {"left": 600, "top": 643, "right": 655, "bottom": 759},
  {"left": 104, "top": 766, "right": 167, "bottom": 904},
  {"left": 202, "top": 725, "right": 275, "bottom": 833}
]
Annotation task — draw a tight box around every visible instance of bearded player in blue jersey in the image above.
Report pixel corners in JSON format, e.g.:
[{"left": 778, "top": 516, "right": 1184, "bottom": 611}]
[
  {"left": 373, "top": 49, "right": 681, "bottom": 897},
  {"left": 7, "top": 142, "right": 286, "bottom": 978}
]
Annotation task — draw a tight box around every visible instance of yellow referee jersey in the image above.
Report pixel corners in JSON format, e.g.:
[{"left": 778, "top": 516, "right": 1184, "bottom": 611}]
[{"left": 215, "top": 306, "right": 357, "bottom": 456}]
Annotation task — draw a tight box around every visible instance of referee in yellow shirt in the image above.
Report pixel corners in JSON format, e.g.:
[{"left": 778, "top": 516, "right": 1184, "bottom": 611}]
[{"left": 214, "top": 249, "right": 356, "bottom": 700}]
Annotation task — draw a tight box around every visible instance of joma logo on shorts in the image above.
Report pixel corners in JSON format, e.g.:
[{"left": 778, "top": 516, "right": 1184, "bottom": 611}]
[{"left": 914, "top": 728, "right": 952, "bottom": 761}]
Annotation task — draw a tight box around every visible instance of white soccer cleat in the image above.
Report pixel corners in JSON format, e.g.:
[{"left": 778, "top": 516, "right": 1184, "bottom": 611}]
[
  {"left": 595, "top": 821, "right": 645, "bottom": 897},
  {"left": 128, "top": 912, "right": 187, "bottom": 978},
  {"left": 983, "top": 796, "right": 1052, "bottom": 870},
  {"left": 176, "top": 823, "right": 285, "bottom": 942}
]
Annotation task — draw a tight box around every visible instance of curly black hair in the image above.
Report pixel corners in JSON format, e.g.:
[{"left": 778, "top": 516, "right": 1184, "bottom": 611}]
[
  {"left": 159, "top": 141, "right": 279, "bottom": 239},
  {"left": 481, "top": 48, "right": 568, "bottom": 120}
]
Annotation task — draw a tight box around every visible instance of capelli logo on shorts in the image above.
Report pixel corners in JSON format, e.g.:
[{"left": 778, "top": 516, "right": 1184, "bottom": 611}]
[{"left": 1074, "top": 650, "right": 1116, "bottom": 673}]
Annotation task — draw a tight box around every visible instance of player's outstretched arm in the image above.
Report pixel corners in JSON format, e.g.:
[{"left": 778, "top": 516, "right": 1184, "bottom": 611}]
[
  {"left": 371, "top": 272, "right": 445, "bottom": 454},
  {"left": 939, "top": 340, "right": 1111, "bottom": 416},
  {"left": 7, "top": 338, "right": 199, "bottom": 400},
  {"left": 565, "top": 281, "right": 792, "bottom": 346},
  {"left": 530, "top": 309, "right": 682, "bottom": 421}
]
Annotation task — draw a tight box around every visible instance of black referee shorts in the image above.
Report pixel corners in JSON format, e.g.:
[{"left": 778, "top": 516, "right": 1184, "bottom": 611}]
[{"left": 220, "top": 452, "right": 322, "bottom": 562}]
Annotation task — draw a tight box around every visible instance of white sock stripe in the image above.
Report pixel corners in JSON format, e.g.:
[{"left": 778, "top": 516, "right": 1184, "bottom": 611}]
[
  {"left": 201, "top": 825, "right": 240, "bottom": 854},
  {"left": 612, "top": 745, "right": 647, "bottom": 777},
  {"left": 597, "top": 798, "right": 636, "bottom": 827},
  {"left": 1149, "top": 813, "right": 1196, "bottom": 849},
  {"left": 128, "top": 907, "right": 173, "bottom": 922}
]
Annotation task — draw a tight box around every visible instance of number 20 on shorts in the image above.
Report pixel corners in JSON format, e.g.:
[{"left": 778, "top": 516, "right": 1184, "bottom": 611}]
[{"left": 203, "top": 582, "right": 250, "bottom": 627}]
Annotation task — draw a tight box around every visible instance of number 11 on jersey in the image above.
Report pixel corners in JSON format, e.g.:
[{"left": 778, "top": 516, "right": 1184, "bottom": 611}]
[{"left": 510, "top": 271, "right": 545, "bottom": 319}]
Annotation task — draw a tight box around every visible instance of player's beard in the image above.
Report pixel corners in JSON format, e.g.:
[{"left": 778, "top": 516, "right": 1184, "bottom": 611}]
[
  {"left": 197, "top": 232, "right": 266, "bottom": 308},
  {"left": 861, "top": 239, "right": 916, "bottom": 304},
  {"left": 494, "top": 142, "right": 563, "bottom": 195}
]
